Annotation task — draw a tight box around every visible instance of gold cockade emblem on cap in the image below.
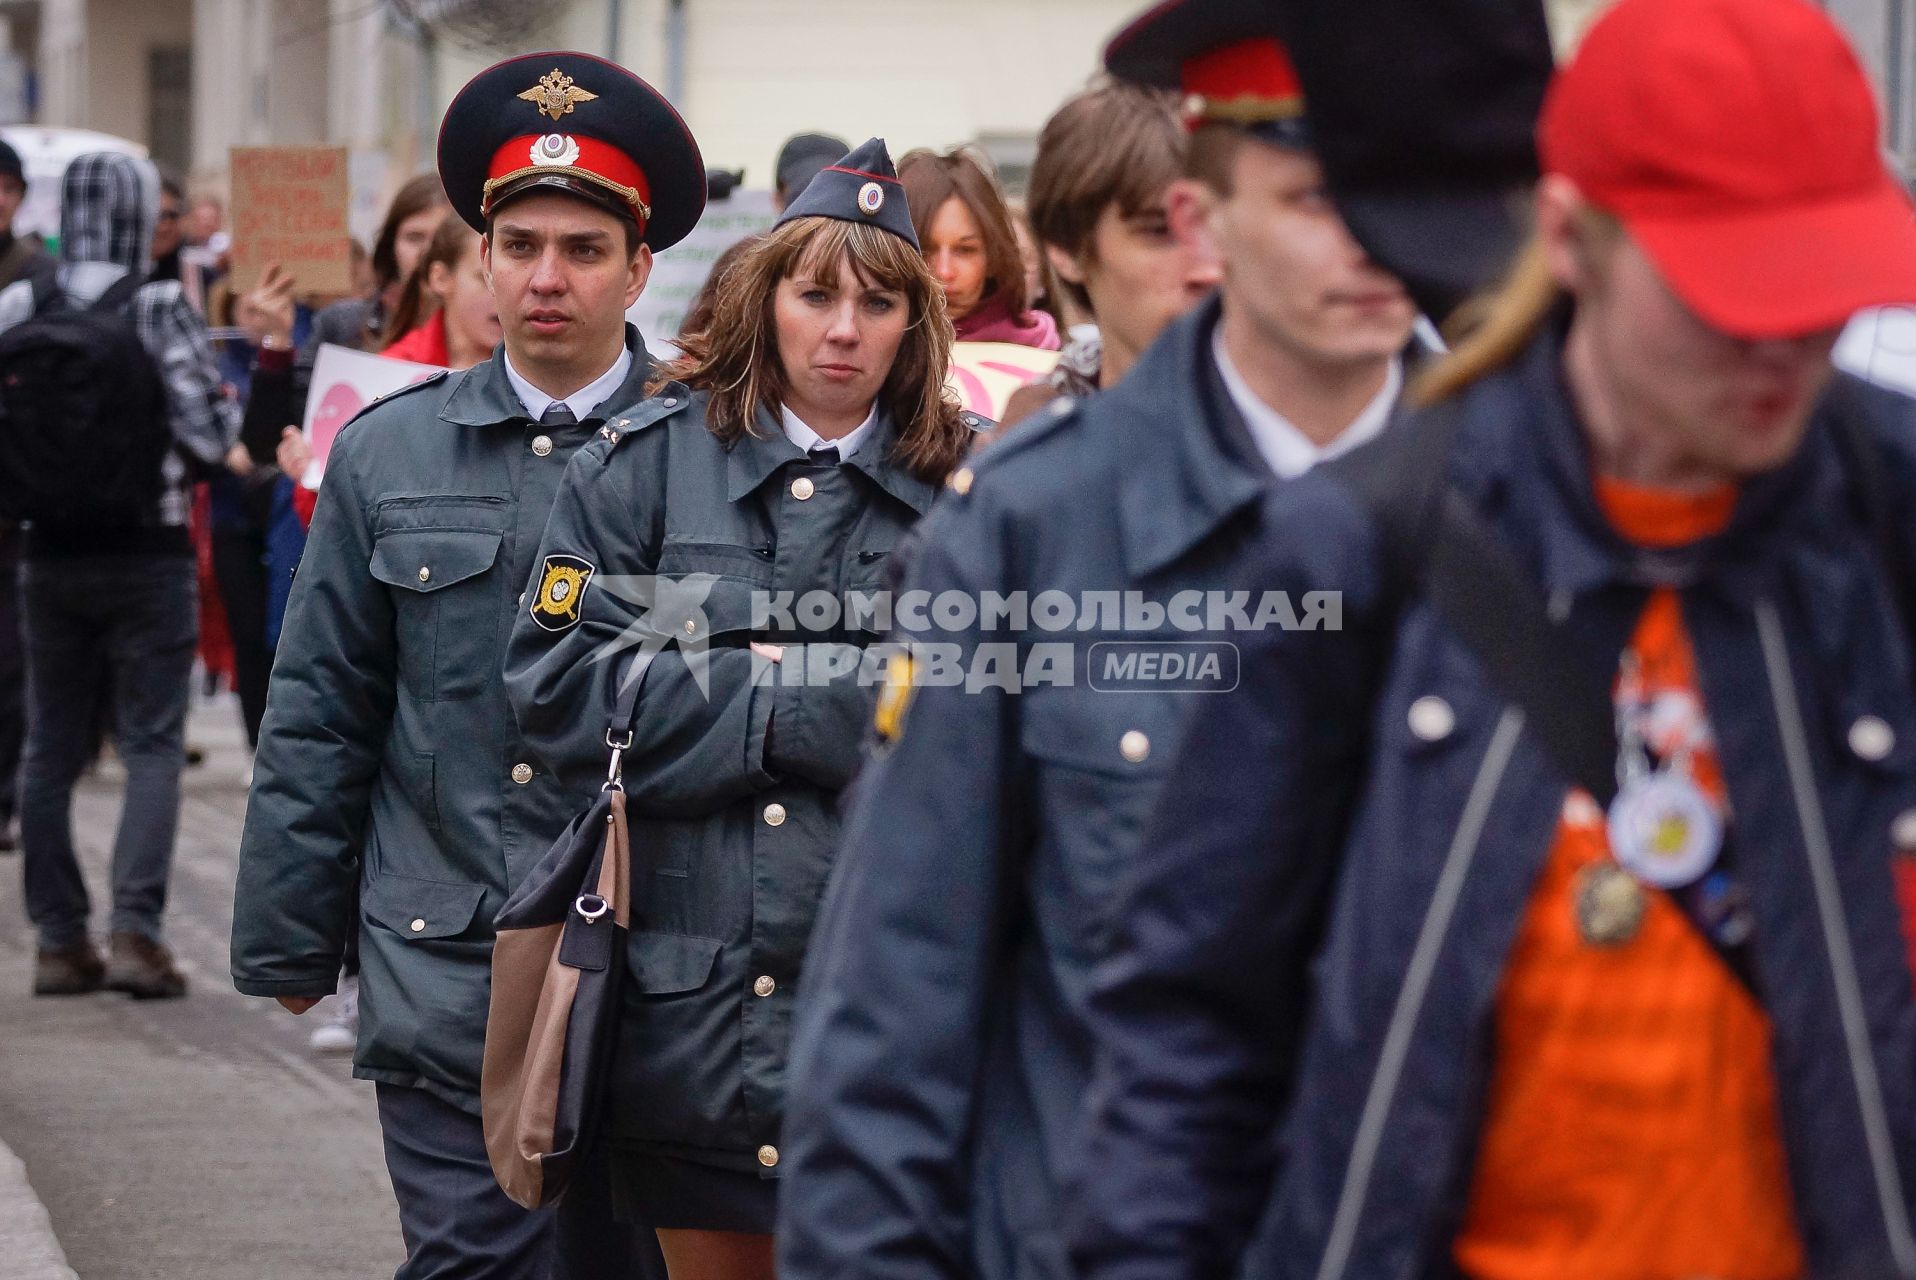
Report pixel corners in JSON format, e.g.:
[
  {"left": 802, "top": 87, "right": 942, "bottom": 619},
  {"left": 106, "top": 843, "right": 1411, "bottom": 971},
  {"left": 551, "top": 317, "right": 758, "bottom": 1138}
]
[{"left": 517, "top": 68, "right": 599, "bottom": 122}]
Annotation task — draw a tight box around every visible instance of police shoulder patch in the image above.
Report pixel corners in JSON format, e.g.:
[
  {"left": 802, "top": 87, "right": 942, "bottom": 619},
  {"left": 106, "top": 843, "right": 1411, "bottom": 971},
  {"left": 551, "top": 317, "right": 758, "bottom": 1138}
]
[
  {"left": 529, "top": 554, "right": 595, "bottom": 631},
  {"left": 872, "top": 648, "right": 918, "bottom": 743}
]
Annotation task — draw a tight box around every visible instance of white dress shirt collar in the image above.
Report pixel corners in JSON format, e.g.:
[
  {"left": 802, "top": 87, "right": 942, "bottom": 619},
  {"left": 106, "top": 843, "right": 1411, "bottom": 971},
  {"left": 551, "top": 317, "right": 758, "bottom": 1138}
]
[
  {"left": 1211, "top": 328, "right": 1401, "bottom": 480},
  {"left": 779, "top": 402, "right": 879, "bottom": 460},
  {"left": 504, "top": 345, "right": 634, "bottom": 421}
]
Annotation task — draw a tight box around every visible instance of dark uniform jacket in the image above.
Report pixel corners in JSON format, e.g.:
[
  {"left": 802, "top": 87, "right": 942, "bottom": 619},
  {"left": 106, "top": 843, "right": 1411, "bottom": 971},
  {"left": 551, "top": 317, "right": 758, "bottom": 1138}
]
[
  {"left": 779, "top": 298, "right": 1281, "bottom": 1280},
  {"left": 1068, "top": 331, "right": 1916, "bottom": 1280},
  {"left": 503, "top": 389, "right": 946, "bottom": 1172},
  {"left": 230, "top": 328, "right": 655, "bottom": 1114}
]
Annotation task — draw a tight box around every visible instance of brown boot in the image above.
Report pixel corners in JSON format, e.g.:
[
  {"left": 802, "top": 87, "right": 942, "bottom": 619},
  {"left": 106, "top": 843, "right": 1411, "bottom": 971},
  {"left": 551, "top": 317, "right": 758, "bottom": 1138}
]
[
  {"left": 33, "top": 941, "right": 105, "bottom": 996},
  {"left": 104, "top": 931, "right": 187, "bottom": 1000}
]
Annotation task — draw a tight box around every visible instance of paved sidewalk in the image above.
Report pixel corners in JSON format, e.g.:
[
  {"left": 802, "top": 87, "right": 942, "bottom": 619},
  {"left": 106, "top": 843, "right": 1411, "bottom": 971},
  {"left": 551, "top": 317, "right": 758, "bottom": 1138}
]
[
  {"left": 0, "top": 1132, "right": 76, "bottom": 1280},
  {"left": 0, "top": 693, "right": 403, "bottom": 1279}
]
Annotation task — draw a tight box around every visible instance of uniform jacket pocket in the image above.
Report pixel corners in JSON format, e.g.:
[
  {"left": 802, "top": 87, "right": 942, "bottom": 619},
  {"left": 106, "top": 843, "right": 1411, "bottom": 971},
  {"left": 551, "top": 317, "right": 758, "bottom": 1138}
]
[
  {"left": 362, "top": 872, "right": 489, "bottom": 941},
  {"left": 370, "top": 528, "right": 504, "bottom": 700},
  {"left": 628, "top": 930, "right": 724, "bottom": 995}
]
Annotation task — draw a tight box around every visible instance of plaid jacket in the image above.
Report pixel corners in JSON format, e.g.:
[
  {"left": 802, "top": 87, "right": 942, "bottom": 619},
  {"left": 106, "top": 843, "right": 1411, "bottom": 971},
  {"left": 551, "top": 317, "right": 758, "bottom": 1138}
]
[{"left": 0, "top": 151, "right": 238, "bottom": 528}]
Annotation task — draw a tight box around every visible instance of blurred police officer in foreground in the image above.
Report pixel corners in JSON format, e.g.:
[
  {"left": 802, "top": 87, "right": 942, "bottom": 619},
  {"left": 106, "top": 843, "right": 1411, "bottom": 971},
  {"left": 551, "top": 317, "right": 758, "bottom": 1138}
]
[
  {"left": 775, "top": 6, "right": 1415, "bottom": 1278},
  {"left": 1069, "top": 0, "right": 1916, "bottom": 1277},
  {"left": 230, "top": 51, "right": 702, "bottom": 1279}
]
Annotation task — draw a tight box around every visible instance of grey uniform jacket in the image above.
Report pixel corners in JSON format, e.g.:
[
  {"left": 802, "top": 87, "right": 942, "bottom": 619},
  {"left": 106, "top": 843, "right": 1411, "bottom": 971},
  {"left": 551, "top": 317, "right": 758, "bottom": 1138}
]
[
  {"left": 230, "top": 328, "right": 656, "bottom": 1114},
  {"left": 504, "top": 388, "right": 953, "bottom": 1171}
]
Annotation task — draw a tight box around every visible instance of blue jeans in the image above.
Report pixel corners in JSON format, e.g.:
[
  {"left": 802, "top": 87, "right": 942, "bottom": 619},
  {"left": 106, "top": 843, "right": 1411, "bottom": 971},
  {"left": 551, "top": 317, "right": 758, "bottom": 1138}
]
[{"left": 18, "top": 553, "right": 196, "bottom": 949}]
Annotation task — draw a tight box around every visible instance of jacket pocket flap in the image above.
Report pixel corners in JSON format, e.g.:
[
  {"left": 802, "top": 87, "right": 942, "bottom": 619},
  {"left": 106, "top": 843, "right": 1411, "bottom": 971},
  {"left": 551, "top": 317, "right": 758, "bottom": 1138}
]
[
  {"left": 370, "top": 529, "right": 503, "bottom": 594},
  {"left": 1020, "top": 689, "right": 1173, "bottom": 777},
  {"left": 363, "top": 873, "right": 488, "bottom": 940},
  {"left": 627, "top": 931, "right": 722, "bottom": 994}
]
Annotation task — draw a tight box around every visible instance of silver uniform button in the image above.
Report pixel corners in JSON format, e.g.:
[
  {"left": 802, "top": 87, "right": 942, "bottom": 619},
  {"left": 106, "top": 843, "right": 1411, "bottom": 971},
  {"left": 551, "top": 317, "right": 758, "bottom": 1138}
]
[
  {"left": 1119, "top": 730, "right": 1150, "bottom": 763},
  {"left": 511, "top": 763, "right": 534, "bottom": 785},
  {"left": 661, "top": 398, "right": 678, "bottom": 409},
  {"left": 1894, "top": 808, "right": 1916, "bottom": 850},
  {"left": 753, "top": 975, "right": 776, "bottom": 998},
  {"left": 683, "top": 618, "right": 698, "bottom": 635},
  {"left": 763, "top": 803, "right": 787, "bottom": 827},
  {"left": 791, "top": 476, "right": 815, "bottom": 501},
  {"left": 531, "top": 434, "right": 554, "bottom": 457},
  {"left": 417, "top": 566, "right": 431, "bottom": 583},
  {"left": 1408, "top": 695, "right": 1456, "bottom": 742},
  {"left": 1851, "top": 715, "right": 1896, "bottom": 762},
  {"left": 409, "top": 918, "right": 426, "bottom": 933},
  {"left": 757, "top": 1145, "right": 779, "bottom": 1168}
]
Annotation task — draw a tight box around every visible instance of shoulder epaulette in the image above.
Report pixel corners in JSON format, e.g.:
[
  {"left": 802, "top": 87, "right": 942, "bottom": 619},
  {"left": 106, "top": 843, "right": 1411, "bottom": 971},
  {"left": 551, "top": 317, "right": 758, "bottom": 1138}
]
[
  {"left": 585, "top": 385, "right": 692, "bottom": 459},
  {"left": 970, "top": 392, "right": 1082, "bottom": 477}
]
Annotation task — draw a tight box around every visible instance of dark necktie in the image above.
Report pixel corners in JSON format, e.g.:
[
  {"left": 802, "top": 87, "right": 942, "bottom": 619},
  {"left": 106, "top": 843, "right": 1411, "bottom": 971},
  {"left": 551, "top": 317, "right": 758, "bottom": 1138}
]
[
  {"left": 541, "top": 402, "right": 578, "bottom": 426},
  {"left": 809, "top": 445, "right": 840, "bottom": 466}
]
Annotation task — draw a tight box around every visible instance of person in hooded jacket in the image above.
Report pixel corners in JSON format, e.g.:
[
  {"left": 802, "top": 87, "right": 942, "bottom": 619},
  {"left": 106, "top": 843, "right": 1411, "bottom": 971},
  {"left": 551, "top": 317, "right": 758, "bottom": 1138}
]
[{"left": 0, "top": 151, "right": 243, "bottom": 1000}]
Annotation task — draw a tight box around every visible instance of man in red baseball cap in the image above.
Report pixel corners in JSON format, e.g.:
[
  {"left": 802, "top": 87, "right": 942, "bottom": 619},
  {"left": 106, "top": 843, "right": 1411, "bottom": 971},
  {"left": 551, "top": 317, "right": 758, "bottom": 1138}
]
[{"left": 1066, "top": 0, "right": 1916, "bottom": 1277}]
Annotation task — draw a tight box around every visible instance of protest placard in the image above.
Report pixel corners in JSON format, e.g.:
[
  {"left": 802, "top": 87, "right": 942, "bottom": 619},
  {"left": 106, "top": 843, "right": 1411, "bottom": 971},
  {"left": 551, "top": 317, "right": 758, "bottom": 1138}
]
[
  {"left": 947, "top": 341, "right": 1061, "bottom": 419},
  {"left": 299, "top": 343, "right": 445, "bottom": 485},
  {"left": 230, "top": 146, "right": 354, "bottom": 294}
]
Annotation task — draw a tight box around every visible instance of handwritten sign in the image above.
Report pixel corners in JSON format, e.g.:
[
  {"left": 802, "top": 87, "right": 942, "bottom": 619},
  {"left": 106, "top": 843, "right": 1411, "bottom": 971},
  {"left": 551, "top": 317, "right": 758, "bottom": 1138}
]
[
  {"left": 230, "top": 146, "right": 353, "bottom": 294},
  {"left": 946, "top": 341, "right": 1061, "bottom": 420},
  {"left": 299, "top": 343, "right": 445, "bottom": 485}
]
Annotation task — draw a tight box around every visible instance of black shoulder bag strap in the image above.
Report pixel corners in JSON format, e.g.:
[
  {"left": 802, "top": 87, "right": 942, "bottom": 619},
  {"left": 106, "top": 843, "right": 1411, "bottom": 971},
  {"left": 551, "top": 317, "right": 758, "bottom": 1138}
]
[
  {"left": 1343, "top": 399, "right": 1620, "bottom": 804},
  {"left": 88, "top": 270, "right": 147, "bottom": 316},
  {"left": 601, "top": 652, "right": 654, "bottom": 788}
]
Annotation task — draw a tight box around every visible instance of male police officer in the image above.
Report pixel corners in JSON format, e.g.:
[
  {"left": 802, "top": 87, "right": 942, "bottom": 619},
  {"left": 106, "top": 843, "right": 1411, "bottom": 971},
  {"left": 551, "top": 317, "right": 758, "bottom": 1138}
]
[
  {"left": 776, "top": 7, "right": 1415, "bottom": 1279},
  {"left": 231, "top": 52, "right": 702, "bottom": 1279}
]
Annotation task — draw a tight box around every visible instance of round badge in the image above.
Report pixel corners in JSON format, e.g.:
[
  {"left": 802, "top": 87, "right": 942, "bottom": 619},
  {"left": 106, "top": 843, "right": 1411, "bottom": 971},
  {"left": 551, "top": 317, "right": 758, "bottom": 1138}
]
[
  {"left": 549, "top": 579, "right": 571, "bottom": 603},
  {"left": 1606, "top": 770, "right": 1722, "bottom": 889},
  {"left": 857, "top": 181, "right": 885, "bottom": 217},
  {"left": 1573, "top": 863, "right": 1647, "bottom": 947},
  {"left": 530, "top": 133, "right": 581, "bottom": 167}
]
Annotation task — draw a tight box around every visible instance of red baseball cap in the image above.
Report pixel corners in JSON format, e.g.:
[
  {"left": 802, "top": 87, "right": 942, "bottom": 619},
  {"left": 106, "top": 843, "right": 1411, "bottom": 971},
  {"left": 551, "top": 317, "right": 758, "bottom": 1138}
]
[{"left": 1539, "top": 0, "right": 1916, "bottom": 337}]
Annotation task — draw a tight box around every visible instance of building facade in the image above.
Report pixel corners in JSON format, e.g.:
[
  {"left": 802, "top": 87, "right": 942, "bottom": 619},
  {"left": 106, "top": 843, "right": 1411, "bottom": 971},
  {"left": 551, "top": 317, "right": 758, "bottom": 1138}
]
[{"left": 2, "top": 0, "right": 1910, "bottom": 239}]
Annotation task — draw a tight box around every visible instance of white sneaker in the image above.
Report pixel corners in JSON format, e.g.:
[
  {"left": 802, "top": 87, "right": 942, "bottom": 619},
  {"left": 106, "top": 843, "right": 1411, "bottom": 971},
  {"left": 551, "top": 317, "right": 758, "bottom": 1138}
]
[{"left": 308, "top": 976, "right": 359, "bottom": 1055}]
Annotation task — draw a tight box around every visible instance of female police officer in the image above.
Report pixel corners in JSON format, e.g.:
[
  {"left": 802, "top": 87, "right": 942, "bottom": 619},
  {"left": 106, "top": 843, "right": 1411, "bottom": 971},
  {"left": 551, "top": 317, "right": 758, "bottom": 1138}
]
[{"left": 505, "top": 139, "right": 973, "bottom": 1280}]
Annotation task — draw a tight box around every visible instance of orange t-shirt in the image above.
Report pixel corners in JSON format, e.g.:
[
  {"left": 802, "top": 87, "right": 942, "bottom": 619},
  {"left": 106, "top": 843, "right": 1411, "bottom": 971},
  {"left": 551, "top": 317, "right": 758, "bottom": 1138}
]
[{"left": 1451, "top": 478, "right": 1804, "bottom": 1280}]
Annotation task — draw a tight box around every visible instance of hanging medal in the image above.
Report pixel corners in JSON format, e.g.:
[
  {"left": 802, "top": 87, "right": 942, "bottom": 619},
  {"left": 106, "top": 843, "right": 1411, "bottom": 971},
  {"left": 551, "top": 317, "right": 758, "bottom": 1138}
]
[{"left": 1604, "top": 656, "right": 1723, "bottom": 890}]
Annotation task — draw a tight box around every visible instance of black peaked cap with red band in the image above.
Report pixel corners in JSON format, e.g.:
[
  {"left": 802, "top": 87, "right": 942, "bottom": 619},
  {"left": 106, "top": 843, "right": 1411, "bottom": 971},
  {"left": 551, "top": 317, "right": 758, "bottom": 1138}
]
[
  {"left": 1104, "top": 0, "right": 1553, "bottom": 321},
  {"left": 774, "top": 138, "right": 918, "bottom": 249},
  {"left": 438, "top": 51, "right": 706, "bottom": 251},
  {"left": 1105, "top": 0, "right": 1310, "bottom": 148}
]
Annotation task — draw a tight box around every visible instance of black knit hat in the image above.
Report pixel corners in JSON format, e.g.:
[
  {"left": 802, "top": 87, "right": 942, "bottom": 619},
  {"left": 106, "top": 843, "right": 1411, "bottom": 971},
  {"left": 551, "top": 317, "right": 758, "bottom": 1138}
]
[{"left": 773, "top": 138, "right": 918, "bottom": 250}]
